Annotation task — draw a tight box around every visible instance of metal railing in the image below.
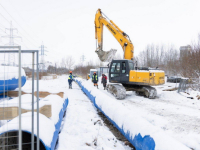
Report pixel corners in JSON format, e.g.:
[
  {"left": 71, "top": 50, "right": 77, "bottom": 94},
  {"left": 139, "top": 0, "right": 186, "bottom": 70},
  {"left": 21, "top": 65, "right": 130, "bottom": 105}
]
[
  {"left": 0, "top": 46, "right": 39, "bottom": 150},
  {"left": 178, "top": 78, "right": 200, "bottom": 93}
]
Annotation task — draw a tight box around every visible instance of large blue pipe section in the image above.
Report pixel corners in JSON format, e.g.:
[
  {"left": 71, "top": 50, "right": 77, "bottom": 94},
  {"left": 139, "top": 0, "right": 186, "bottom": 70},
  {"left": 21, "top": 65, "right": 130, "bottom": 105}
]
[
  {"left": 0, "top": 98, "right": 68, "bottom": 150},
  {"left": 0, "top": 76, "right": 26, "bottom": 94}
]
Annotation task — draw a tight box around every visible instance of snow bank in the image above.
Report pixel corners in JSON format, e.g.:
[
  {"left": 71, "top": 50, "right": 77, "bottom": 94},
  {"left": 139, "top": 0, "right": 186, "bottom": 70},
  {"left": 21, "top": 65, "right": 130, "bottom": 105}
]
[
  {"left": 0, "top": 112, "right": 55, "bottom": 146},
  {"left": 76, "top": 78, "right": 190, "bottom": 150},
  {"left": 0, "top": 66, "right": 26, "bottom": 80},
  {"left": 0, "top": 66, "right": 26, "bottom": 94},
  {"left": 0, "top": 94, "right": 69, "bottom": 150}
]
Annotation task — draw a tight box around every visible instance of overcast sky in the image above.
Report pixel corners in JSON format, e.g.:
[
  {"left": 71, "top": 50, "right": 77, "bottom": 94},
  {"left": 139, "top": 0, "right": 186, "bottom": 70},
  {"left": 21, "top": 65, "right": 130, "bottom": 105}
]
[{"left": 0, "top": 0, "right": 200, "bottom": 65}]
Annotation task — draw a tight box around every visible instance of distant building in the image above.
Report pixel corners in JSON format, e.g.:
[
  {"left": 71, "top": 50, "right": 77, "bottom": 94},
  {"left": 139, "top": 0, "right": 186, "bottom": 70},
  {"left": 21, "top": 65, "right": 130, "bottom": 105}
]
[{"left": 180, "top": 45, "right": 191, "bottom": 58}]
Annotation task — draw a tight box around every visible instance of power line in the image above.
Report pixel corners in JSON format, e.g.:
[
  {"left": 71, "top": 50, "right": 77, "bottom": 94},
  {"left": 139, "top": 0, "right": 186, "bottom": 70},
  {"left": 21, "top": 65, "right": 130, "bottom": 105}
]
[
  {"left": 0, "top": 5, "right": 35, "bottom": 49},
  {"left": 39, "top": 42, "right": 48, "bottom": 72},
  {"left": 0, "top": 11, "right": 35, "bottom": 48},
  {"left": 1, "top": 21, "right": 22, "bottom": 65},
  {"left": 0, "top": 22, "right": 7, "bottom": 28},
  {"left": 0, "top": 12, "right": 10, "bottom": 24},
  {"left": 0, "top": 26, "right": 5, "bottom": 30},
  {"left": 15, "top": 38, "right": 30, "bottom": 49},
  {"left": 2, "top": 21, "right": 22, "bottom": 45},
  {"left": 0, "top": 3, "right": 39, "bottom": 46},
  {"left": 0, "top": 27, "right": 6, "bottom": 33},
  {"left": 80, "top": 54, "right": 86, "bottom": 62}
]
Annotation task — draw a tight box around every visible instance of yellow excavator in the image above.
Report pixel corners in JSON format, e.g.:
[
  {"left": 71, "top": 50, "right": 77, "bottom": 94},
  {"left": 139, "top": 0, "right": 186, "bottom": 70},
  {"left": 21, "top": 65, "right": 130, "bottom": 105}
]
[{"left": 95, "top": 9, "right": 165, "bottom": 99}]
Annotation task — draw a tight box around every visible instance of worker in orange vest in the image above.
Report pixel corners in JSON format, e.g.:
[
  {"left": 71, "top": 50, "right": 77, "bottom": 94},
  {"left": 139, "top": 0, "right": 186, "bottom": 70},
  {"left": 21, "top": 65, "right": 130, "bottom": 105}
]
[{"left": 68, "top": 71, "right": 74, "bottom": 89}]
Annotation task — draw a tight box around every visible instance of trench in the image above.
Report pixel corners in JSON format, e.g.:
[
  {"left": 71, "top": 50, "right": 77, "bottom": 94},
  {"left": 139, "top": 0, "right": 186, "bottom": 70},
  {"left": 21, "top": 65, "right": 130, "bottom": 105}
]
[{"left": 97, "top": 110, "right": 135, "bottom": 150}]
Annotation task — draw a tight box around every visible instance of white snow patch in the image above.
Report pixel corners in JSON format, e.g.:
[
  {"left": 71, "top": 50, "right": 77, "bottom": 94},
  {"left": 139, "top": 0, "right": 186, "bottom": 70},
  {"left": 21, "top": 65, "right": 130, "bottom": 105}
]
[
  {"left": 0, "top": 66, "right": 26, "bottom": 80},
  {"left": 0, "top": 112, "right": 55, "bottom": 147}
]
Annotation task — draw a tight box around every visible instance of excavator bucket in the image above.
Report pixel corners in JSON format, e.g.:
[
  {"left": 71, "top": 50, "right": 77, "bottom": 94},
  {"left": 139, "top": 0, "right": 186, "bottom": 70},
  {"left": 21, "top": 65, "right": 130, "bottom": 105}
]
[{"left": 95, "top": 49, "right": 117, "bottom": 62}]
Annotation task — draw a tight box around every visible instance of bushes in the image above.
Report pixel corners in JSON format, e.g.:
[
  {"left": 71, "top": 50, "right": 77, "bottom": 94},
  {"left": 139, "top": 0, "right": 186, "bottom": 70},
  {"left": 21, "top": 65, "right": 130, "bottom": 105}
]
[{"left": 136, "top": 34, "right": 200, "bottom": 78}]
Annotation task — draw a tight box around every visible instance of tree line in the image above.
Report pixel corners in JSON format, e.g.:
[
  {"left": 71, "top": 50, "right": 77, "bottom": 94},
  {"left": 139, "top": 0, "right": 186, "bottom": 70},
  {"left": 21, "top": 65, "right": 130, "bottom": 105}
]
[
  {"left": 46, "top": 55, "right": 102, "bottom": 78},
  {"left": 46, "top": 34, "right": 200, "bottom": 79},
  {"left": 135, "top": 34, "right": 200, "bottom": 78}
]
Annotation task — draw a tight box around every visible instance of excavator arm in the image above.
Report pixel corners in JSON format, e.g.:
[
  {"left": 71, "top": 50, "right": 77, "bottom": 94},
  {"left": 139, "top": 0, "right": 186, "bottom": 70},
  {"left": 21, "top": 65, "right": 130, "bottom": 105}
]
[{"left": 95, "top": 9, "right": 134, "bottom": 61}]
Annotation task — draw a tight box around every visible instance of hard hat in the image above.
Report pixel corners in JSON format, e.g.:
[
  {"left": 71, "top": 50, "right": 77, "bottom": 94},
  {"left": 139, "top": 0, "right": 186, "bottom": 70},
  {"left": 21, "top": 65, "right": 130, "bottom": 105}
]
[
  {"left": 94, "top": 72, "right": 96, "bottom": 74},
  {"left": 69, "top": 71, "right": 72, "bottom": 73}
]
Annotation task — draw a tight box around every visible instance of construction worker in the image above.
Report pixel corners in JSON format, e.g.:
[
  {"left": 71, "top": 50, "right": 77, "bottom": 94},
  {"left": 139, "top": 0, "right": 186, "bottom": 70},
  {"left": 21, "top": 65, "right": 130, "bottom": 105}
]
[
  {"left": 101, "top": 74, "right": 107, "bottom": 90},
  {"left": 68, "top": 71, "right": 74, "bottom": 89},
  {"left": 92, "top": 72, "right": 98, "bottom": 89}
]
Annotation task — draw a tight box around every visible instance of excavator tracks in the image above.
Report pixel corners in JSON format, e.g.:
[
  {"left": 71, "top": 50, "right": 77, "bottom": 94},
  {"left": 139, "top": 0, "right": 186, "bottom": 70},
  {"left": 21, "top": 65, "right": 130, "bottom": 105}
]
[
  {"left": 107, "top": 84, "right": 126, "bottom": 100},
  {"left": 107, "top": 84, "right": 157, "bottom": 100},
  {"left": 136, "top": 86, "right": 157, "bottom": 99}
]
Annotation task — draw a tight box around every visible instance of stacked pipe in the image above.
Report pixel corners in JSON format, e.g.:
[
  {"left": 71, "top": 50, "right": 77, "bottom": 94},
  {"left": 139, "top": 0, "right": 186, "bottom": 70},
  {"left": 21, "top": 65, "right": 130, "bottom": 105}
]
[{"left": 0, "top": 95, "right": 68, "bottom": 150}]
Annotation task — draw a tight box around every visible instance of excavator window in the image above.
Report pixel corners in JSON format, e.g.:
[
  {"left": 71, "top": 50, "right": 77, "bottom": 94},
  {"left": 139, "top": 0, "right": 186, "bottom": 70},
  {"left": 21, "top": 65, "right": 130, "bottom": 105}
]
[
  {"left": 110, "top": 62, "right": 120, "bottom": 78},
  {"left": 129, "top": 62, "right": 134, "bottom": 70},
  {"left": 111, "top": 63, "right": 116, "bottom": 72},
  {"left": 111, "top": 63, "right": 120, "bottom": 73},
  {"left": 122, "top": 62, "right": 126, "bottom": 73},
  {"left": 116, "top": 63, "right": 120, "bottom": 72}
]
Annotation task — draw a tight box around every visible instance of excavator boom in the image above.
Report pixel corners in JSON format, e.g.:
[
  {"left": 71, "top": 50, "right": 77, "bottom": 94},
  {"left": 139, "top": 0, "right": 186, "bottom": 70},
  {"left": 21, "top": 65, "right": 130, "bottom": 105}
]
[{"left": 95, "top": 9, "right": 134, "bottom": 61}]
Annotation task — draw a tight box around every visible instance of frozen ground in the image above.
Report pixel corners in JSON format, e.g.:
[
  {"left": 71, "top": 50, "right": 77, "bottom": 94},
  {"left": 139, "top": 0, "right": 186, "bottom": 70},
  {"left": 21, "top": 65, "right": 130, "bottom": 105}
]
[
  {"left": 57, "top": 79, "right": 131, "bottom": 150},
  {"left": 23, "top": 75, "right": 131, "bottom": 150},
  {"left": 94, "top": 80, "right": 200, "bottom": 150},
  {"left": 15, "top": 75, "right": 200, "bottom": 149}
]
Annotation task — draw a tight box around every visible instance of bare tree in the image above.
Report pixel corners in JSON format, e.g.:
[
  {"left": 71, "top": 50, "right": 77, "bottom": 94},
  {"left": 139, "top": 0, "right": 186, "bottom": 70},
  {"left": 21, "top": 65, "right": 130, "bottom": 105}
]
[
  {"left": 61, "top": 58, "right": 66, "bottom": 68},
  {"left": 62, "top": 55, "right": 75, "bottom": 71},
  {"left": 136, "top": 43, "right": 180, "bottom": 76}
]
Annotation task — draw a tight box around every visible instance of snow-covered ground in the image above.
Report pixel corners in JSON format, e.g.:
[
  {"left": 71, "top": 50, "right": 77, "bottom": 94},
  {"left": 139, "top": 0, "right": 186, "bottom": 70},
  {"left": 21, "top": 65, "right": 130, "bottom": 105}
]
[
  {"left": 0, "top": 66, "right": 26, "bottom": 80},
  {"left": 22, "top": 75, "right": 132, "bottom": 150},
  {"left": 2, "top": 74, "right": 199, "bottom": 149},
  {"left": 57, "top": 79, "right": 131, "bottom": 150},
  {"left": 92, "top": 79, "right": 200, "bottom": 150}
]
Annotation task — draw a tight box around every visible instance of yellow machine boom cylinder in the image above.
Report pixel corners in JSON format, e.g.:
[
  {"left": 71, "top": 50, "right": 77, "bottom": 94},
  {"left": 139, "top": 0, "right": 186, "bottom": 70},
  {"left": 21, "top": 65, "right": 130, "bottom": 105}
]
[{"left": 110, "top": 20, "right": 123, "bottom": 33}]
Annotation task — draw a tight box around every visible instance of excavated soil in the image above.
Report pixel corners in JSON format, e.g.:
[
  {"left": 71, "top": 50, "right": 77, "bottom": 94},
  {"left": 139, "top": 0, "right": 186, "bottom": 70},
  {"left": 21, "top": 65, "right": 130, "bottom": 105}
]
[{"left": 97, "top": 111, "right": 135, "bottom": 150}]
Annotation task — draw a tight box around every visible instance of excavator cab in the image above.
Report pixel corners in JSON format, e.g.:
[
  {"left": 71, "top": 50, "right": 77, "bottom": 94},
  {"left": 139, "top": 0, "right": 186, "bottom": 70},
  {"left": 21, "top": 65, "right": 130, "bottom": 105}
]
[{"left": 109, "top": 60, "right": 134, "bottom": 83}]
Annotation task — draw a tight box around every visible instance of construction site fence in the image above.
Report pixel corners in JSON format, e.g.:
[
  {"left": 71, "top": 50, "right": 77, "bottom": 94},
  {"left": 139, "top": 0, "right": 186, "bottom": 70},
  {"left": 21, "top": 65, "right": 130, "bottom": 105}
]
[{"left": 178, "top": 78, "right": 200, "bottom": 93}]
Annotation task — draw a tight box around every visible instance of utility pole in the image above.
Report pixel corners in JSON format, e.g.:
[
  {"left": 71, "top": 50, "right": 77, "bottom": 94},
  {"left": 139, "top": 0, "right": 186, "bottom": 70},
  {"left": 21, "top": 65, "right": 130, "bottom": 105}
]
[
  {"left": 55, "top": 63, "right": 57, "bottom": 74},
  {"left": 39, "top": 42, "right": 48, "bottom": 73},
  {"left": 80, "top": 54, "right": 86, "bottom": 65},
  {"left": 1, "top": 21, "right": 22, "bottom": 65}
]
